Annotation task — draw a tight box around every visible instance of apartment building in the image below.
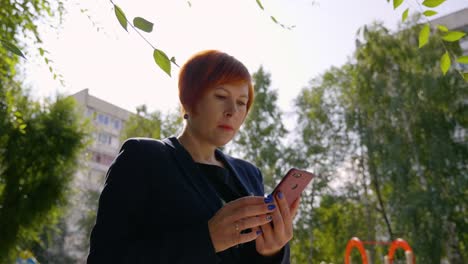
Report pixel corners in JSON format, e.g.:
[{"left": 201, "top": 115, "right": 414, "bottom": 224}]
[{"left": 64, "top": 88, "right": 132, "bottom": 261}]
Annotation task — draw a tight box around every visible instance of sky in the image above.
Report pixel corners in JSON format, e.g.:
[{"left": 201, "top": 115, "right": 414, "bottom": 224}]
[{"left": 21, "top": 0, "right": 468, "bottom": 119}]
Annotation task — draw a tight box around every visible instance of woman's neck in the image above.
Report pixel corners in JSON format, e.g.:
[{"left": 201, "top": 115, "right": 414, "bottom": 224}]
[{"left": 177, "top": 131, "right": 220, "bottom": 165}]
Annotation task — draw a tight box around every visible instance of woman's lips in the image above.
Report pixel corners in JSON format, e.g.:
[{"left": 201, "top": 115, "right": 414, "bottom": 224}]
[{"left": 218, "top": 125, "right": 234, "bottom": 131}]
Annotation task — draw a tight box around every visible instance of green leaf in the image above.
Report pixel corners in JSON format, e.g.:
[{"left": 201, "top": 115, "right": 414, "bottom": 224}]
[
  {"left": 153, "top": 49, "right": 171, "bottom": 76},
  {"left": 423, "top": 10, "right": 437, "bottom": 16},
  {"left": 170, "top": 56, "right": 179, "bottom": 67},
  {"left": 393, "top": 0, "right": 404, "bottom": 9},
  {"left": 440, "top": 51, "right": 450, "bottom": 75},
  {"left": 463, "top": 72, "right": 468, "bottom": 82},
  {"left": 256, "top": 0, "right": 264, "bottom": 10},
  {"left": 402, "top": 8, "right": 409, "bottom": 22},
  {"left": 418, "top": 24, "right": 430, "bottom": 48},
  {"left": 271, "top": 16, "right": 278, "bottom": 24},
  {"left": 437, "top": 25, "right": 448, "bottom": 32},
  {"left": 114, "top": 4, "right": 127, "bottom": 32},
  {"left": 457, "top": 56, "right": 468, "bottom": 64},
  {"left": 422, "top": 0, "right": 446, "bottom": 8},
  {"left": 442, "top": 31, "right": 466, "bottom": 42},
  {"left": 39, "top": 47, "right": 44, "bottom": 56},
  {"left": 19, "top": 123, "right": 27, "bottom": 134},
  {"left": 0, "top": 40, "right": 26, "bottom": 59},
  {"left": 133, "top": 17, "right": 153, "bottom": 33}
]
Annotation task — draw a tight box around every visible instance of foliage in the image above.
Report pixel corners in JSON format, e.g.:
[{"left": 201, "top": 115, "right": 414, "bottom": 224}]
[
  {"left": 0, "top": 0, "right": 92, "bottom": 262},
  {"left": 231, "top": 66, "right": 287, "bottom": 191},
  {"left": 352, "top": 21, "right": 466, "bottom": 264},
  {"left": 391, "top": 0, "right": 467, "bottom": 77},
  {"left": 75, "top": 188, "right": 101, "bottom": 255},
  {"left": 29, "top": 217, "right": 77, "bottom": 264},
  {"left": 160, "top": 108, "right": 184, "bottom": 138},
  {"left": 122, "top": 104, "right": 183, "bottom": 140},
  {"left": 294, "top": 20, "right": 467, "bottom": 263},
  {"left": 120, "top": 105, "right": 162, "bottom": 140},
  {"left": 296, "top": 194, "right": 370, "bottom": 264},
  {"left": 0, "top": 87, "right": 89, "bottom": 261},
  {"left": 291, "top": 65, "right": 360, "bottom": 263}
]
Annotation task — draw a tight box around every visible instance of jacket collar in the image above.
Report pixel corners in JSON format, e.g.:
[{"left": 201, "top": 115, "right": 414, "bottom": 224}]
[{"left": 162, "top": 137, "right": 250, "bottom": 212}]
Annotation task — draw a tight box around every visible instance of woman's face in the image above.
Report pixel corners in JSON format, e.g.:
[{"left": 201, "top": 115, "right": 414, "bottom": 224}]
[{"left": 187, "top": 82, "right": 249, "bottom": 147}]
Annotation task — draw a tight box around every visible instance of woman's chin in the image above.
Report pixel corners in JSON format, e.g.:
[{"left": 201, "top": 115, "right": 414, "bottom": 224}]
[{"left": 213, "top": 135, "right": 234, "bottom": 147}]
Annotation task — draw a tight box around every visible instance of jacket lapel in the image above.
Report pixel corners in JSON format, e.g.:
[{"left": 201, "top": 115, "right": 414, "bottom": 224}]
[
  {"left": 215, "top": 149, "right": 252, "bottom": 196},
  {"left": 162, "top": 137, "right": 222, "bottom": 215}
]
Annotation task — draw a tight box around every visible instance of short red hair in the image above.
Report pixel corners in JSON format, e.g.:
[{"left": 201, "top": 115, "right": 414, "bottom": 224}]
[{"left": 178, "top": 50, "right": 254, "bottom": 114}]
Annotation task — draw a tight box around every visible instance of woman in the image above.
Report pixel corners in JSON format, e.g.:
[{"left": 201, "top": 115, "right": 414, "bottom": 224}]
[{"left": 87, "top": 50, "right": 300, "bottom": 263}]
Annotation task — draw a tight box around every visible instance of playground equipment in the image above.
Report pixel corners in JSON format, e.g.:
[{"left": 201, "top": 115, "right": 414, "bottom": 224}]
[{"left": 344, "top": 237, "right": 415, "bottom": 264}]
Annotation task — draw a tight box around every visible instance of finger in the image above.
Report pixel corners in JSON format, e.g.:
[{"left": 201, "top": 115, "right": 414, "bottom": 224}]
[
  {"left": 221, "top": 196, "right": 268, "bottom": 220},
  {"left": 270, "top": 197, "right": 285, "bottom": 236},
  {"left": 224, "top": 196, "right": 265, "bottom": 211},
  {"left": 259, "top": 219, "right": 274, "bottom": 243},
  {"left": 237, "top": 214, "right": 273, "bottom": 231},
  {"left": 275, "top": 191, "right": 292, "bottom": 229},
  {"left": 235, "top": 225, "right": 264, "bottom": 245},
  {"left": 254, "top": 226, "right": 265, "bottom": 249},
  {"left": 227, "top": 202, "right": 277, "bottom": 222}
]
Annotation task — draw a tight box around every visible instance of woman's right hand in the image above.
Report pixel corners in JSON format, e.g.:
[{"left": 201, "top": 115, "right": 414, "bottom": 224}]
[{"left": 208, "top": 196, "right": 276, "bottom": 252}]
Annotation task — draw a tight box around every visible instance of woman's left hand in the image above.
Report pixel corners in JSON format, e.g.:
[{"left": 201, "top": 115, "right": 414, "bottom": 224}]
[{"left": 255, "top": 191, "right": 301, "bottom": 257}]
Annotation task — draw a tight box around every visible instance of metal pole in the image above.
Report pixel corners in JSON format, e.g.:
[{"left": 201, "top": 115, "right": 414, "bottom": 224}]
[{"left": 405, "top": 251, "right": 414, "bottom": 264}]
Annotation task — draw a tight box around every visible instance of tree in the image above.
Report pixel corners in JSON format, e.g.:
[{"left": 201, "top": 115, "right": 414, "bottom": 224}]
[
  {"left": 121, "top": 105, "right": 183, "bottom": 140},
  {"left": 160, "top": 108, "right": 184, "bottom": 138},
  {"left": 29, "top": 217, "right": 77, "bottom": 264},
  {"left": 231, "top": 66, "right": 287, "bottom": 191},
  {"left": 120, "top": 105, "right": 162, "bottom": 140},
  {"left": 349, "top": 21, "right": 467, "bottom": 263},
  {"left": 0, "top": 90, "right": 89, "bottom": 262},
  {"left": 291, "top": 65, "right": 358, "bottom": 263},
  {"left": 0, "top": 1, "right": 91, "bottom": 262},
  {"left": 294, "top": 18, "right": 467, "bottom": 263}
]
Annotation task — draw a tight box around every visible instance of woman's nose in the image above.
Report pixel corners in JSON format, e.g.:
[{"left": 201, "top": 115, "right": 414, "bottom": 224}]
[{"left": 224, "top": 100, "right": 237, "bottom": 117}]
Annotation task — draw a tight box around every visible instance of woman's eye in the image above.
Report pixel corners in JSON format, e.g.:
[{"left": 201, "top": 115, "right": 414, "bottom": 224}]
[
  {"left": 215, "top": 95, "right": 226, "bottom": 99},
  {"left": 237, "top": 101, "right": 247, "bottom": 106}
]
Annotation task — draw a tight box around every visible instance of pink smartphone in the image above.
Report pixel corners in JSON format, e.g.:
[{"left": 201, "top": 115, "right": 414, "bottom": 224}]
[{"left": 271, "top": 168, "right": 315, "bottom": 207}]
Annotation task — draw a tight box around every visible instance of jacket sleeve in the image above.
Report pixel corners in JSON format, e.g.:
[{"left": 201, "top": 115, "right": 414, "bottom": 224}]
[{"left": 87, "top": 139, "right": 219, "bottom": 264}]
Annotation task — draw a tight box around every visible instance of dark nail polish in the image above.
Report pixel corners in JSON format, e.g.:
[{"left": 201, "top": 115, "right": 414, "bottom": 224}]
[
  {"left": 256, "top": 230, "right": 262, "bottom": 235},
  {"left": 264, "top": 196, "right": 273, "bottom": 203},
  {"left": 266, "top": 215, "right": 273, "bottom": 221},
  {"left": 277, "top": 191, "right": 283, "bottom": 199},
  {"left": 268, "top": 204, "right": 276, "bottom": 210}
]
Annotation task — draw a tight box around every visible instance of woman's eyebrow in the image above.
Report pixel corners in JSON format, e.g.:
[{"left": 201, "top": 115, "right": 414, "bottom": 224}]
[{"left": 216, "top": 87, "right": 248, "bottom": 98}]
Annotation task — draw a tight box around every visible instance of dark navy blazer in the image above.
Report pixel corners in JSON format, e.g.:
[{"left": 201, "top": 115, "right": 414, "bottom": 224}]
[{"left": 87, "top": 137, "right": 290, "bottom": 263}]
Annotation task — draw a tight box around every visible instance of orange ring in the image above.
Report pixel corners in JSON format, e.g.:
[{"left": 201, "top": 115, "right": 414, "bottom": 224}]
[
  {"left": 344, "top": 237, "right": 368, "bottom": 264},
  {"left": 387, "top": 238, "right": 415, "bottom": 264}
]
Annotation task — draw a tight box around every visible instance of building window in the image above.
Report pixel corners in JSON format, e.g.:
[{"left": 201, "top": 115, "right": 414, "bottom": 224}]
[
  {"left": 91, "top": 151, "right": 115, "bottom": 166},
  {"left": 97, "top": 113, "right": 109, "bottom": 125},
  {"left": 112, "top": 119, "right": 121, "bottom": 130},
  {"left": 98, "top": 132, "right": 112, "bottom": 145},
  {"left": 87, "top": 108, "right": 95, "bottom": 117}
]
